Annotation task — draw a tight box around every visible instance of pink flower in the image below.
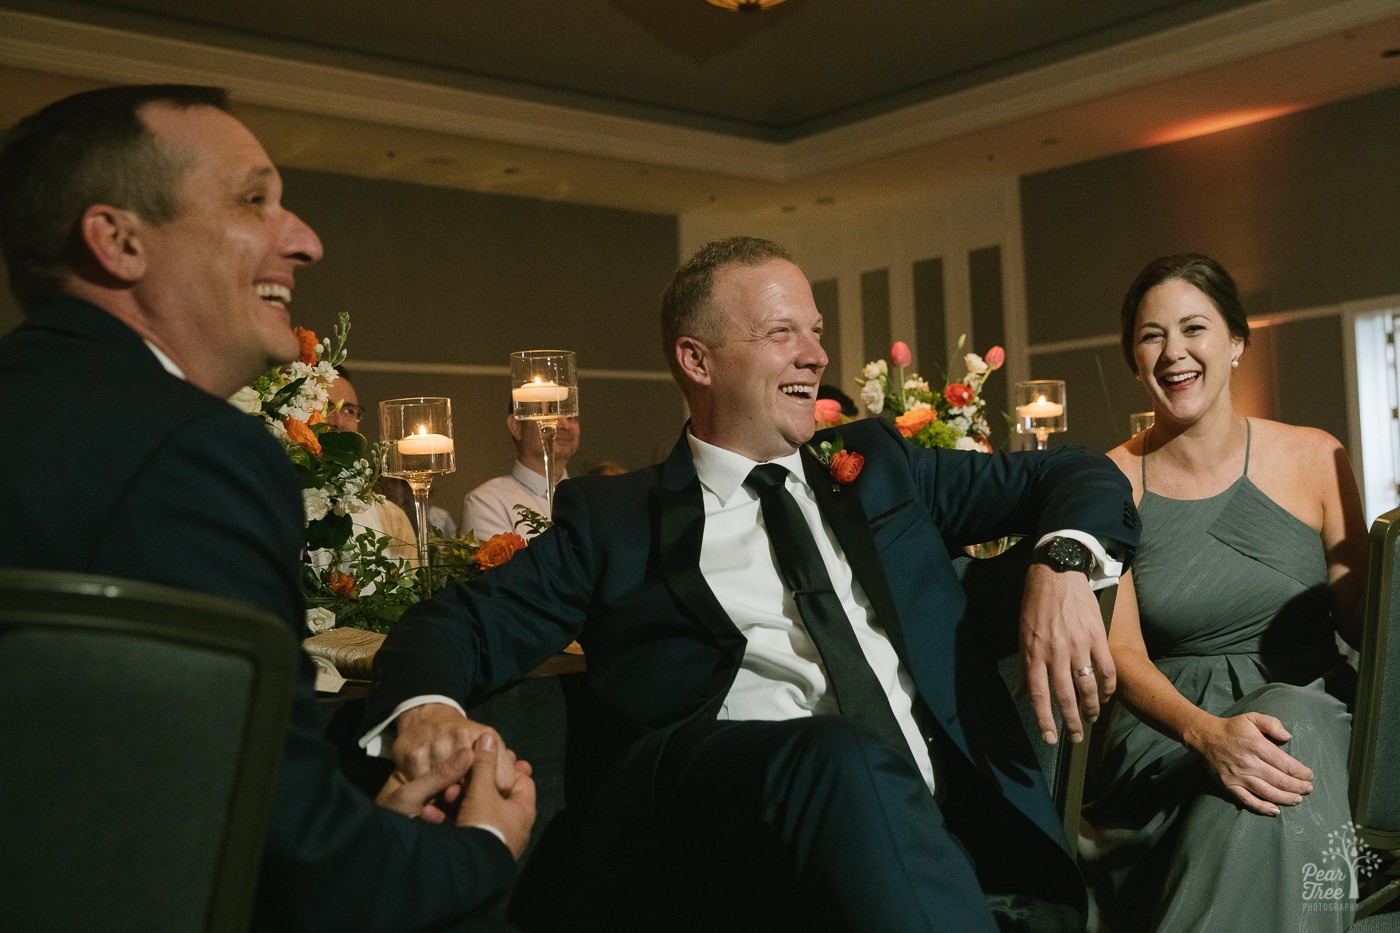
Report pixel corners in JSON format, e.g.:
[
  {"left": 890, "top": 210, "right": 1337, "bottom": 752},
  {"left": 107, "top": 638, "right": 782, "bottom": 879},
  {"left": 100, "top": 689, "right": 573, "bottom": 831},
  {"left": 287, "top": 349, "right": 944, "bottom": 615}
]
[
  {"left": 890, "top": 341, "right": 912, "bottom": 367},
  {"left": 814, "top": 398, "right": 843, "bottom": 426},
  {"left": 944, "top": 383, "right": 973, "bottom": 408},
  {"left": 985, "top": 346, "right": 1005, "bottom": 370}
]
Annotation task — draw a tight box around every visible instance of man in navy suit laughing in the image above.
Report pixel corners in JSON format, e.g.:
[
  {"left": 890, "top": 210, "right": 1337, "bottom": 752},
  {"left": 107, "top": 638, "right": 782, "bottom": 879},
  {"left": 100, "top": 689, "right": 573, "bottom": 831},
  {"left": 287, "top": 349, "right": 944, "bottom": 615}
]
[{"left": 365, "top": 236, "right": 1139, "bottom": 931}]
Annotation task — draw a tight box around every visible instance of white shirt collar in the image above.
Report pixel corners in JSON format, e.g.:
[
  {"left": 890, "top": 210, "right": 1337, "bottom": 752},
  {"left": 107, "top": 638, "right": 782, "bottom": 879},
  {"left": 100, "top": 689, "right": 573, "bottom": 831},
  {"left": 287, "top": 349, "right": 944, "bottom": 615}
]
[
  {"left": 510, "top": 459, "right": 564, "bottom": 497},
  {"left": 144, "top": 340, "right": 186, "bottom": 380},
  {"left": 687, "top": 431, "right": 805, "bottom": 506}
]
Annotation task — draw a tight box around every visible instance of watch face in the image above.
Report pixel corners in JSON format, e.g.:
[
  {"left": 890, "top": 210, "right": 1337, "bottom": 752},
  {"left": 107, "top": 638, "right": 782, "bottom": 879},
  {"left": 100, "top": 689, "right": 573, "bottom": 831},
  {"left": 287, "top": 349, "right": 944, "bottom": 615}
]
[{"left": 1045, "top": 537, "right": 1090, "bottom": 572}]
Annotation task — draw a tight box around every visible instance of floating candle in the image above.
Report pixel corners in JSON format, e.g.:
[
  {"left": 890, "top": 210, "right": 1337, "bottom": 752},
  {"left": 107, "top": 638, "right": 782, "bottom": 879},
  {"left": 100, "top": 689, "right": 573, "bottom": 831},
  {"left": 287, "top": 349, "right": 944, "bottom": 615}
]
[
  {"left": 512, "top": 380, "right": 570, "bottom": 404},
  {"left": 1017, "top": 396, "right": 1064, "bottom": 419},
  {"left": 398, "top": 428, "right": 454, "bottom": 456}
]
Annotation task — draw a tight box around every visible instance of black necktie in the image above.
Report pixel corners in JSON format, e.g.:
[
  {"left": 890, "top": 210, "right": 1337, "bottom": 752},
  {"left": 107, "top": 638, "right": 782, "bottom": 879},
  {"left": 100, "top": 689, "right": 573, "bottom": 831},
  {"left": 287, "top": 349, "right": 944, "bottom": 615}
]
[{"left": 744, "top": 464, "right": 916, "bottom": 768}]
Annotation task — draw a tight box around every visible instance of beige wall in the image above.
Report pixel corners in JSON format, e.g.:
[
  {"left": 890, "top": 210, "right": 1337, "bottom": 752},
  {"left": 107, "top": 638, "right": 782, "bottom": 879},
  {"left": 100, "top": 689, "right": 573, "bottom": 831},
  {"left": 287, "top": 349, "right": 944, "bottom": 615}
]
[
  {"left": 0, "top": 169, "right": 686, "bottom": 527},
  {"left": 5, "top": 83, "right": 1396, "bottom": 510},
  {"left": 1019, "top": 84, "right": 1400, "bottom": 457}
]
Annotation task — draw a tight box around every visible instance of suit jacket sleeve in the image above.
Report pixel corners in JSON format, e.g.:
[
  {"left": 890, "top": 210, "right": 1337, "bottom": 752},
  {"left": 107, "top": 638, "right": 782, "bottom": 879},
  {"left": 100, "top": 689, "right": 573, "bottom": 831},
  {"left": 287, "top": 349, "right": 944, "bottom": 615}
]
[
  {"left": 868, "top": 418, "right": 1138, "bottom": 563},
  {"left": 118, "top": 406, "right": 518, "bottom": 931}
]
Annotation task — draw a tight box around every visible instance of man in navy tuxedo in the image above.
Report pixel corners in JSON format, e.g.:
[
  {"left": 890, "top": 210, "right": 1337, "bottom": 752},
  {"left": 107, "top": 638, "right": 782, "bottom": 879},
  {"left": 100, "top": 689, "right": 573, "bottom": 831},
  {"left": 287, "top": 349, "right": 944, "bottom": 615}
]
[
  {"left": 364, "top": 238, "right": 1139, "bottom": 930},
  {"left": 0, "top": 84, "right": 534, "bottom": 931}
]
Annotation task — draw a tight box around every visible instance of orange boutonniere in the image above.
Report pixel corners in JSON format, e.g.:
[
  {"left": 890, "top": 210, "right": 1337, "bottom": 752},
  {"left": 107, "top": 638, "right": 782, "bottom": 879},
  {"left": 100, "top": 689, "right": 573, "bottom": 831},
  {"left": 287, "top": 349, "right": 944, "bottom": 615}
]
[
  {"left": 476, "top": 532, "right": 528, "bottom": 569},
  {"left": 829, "top": 449, "right": 864, "bottom": 484},
  {"left": 807, "top": 432, "right": 862, "bottom": 492}
]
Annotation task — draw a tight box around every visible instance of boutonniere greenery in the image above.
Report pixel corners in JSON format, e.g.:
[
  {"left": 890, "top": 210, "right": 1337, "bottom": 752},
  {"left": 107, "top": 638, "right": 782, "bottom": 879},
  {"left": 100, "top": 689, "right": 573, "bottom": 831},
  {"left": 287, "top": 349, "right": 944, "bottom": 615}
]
[{"left": 807, "top": 432, "right": 864, "bottom": 492}]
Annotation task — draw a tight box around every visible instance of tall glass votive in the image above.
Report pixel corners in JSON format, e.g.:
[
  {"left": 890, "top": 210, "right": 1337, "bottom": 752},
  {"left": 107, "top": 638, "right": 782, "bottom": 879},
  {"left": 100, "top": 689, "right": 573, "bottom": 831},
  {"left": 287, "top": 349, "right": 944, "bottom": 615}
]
[
  {"left": 1014, "top": 380, "right": 1067, "bottom": 450},
  {"left": 379, "top": 397, "right": 455, "bottom": 589},
  {"left": 1129, "top": 411, "right": 1155, "bottom": 436},
  {"left": 510, "top": 350, "right": 579, "bottom": 512}
]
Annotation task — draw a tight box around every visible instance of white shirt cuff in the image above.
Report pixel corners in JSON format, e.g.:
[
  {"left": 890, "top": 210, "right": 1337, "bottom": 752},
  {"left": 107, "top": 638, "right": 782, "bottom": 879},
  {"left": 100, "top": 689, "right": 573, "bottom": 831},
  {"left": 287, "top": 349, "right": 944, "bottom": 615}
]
[
  {"left": 1033, "top": 529, "right": 1122, "bottom": 590},
  {"left": 357, "top": 694, "right": 466, "bottom": 759},
  {"left": 469, "top": 822, "right": 509, "bottom": 849}
]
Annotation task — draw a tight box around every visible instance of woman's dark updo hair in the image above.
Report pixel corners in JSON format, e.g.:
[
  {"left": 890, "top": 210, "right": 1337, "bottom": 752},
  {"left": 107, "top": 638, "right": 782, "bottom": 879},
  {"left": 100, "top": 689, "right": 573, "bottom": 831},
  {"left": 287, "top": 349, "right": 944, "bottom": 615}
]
[{"left": 1119, "top": 253, "right": 1249, "bottom": 374}]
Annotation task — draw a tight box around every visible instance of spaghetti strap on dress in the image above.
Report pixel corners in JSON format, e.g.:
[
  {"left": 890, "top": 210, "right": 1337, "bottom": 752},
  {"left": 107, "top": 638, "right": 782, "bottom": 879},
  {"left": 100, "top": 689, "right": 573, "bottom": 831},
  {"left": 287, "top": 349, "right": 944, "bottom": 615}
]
[{"left": 1083, "top": 420, "right": 1356, "bottom": 932}]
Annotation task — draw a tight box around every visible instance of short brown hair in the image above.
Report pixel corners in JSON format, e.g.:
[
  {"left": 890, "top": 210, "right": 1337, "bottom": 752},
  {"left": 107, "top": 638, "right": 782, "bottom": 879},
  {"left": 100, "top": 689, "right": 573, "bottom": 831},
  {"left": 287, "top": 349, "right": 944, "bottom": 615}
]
[
  {"left": 1119, "top": 253, "right": 1250, "bottom": 373},
  {"left": 0, "top": 84, "right": 229, "bottom": 311},
  {"left": 659, "top": 236, "right": 794, "bottom": 374}
]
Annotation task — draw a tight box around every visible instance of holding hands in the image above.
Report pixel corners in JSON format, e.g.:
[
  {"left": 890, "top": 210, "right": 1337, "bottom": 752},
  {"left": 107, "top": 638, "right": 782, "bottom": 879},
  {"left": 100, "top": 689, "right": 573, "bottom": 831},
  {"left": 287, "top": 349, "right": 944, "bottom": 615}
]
[{"left": 378, "top": 703, "right": 537, "bottom": 859}]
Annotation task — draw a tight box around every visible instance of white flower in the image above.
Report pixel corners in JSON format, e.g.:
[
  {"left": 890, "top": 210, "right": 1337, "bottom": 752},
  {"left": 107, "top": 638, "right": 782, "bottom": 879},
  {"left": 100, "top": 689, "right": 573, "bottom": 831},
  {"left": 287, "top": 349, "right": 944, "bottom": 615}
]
[
  {"left": 862, "top": 360, "right": 886, "bottom": 381},
  {"left": 905, "top": 377, "right": 929, "bottom": 393},
  {"left": 955, "top": 436, "right": 985, "bottom": 452},
  {"left": 305, "top": 607, "right": 337, "bottom": 633},
  {"left": 949, "top": 414, "right": 972, "bottom": 435},
  {"left": 907, "top": 400, "right": 933, "bottom": 411},
  {"left": 303, "top": 487, "right": 333, "bottom": 522},
  {"left": 965, "top": 352, "right": 988, "bottom": 376},
  {"left": 861, "top": 380, "right": 884, "bottom": 414},
  {"left": 228, "top": 386, "right": 262, "bottom": 414}
]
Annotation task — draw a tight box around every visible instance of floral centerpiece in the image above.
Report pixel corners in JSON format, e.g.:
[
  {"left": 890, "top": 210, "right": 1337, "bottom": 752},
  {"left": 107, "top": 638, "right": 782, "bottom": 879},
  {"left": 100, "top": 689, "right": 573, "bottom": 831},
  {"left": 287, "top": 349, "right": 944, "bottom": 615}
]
[
  {"left": 230, "top": 313, "right": 532, "bottom": 634},
  {"left": 230, "top": 313, "right": 379, "bottom": 551},
  {"left": 854, "top": 336, "right": 1005, "bottom": 451}
]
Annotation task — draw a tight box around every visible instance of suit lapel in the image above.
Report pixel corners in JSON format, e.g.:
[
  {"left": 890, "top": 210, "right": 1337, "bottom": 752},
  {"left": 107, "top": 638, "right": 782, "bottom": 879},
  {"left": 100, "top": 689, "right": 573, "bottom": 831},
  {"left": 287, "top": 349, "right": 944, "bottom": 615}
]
[
  {"left": 655, "top": 433, "right": 746, "bottom": 659},
  {"left": 801, "top": 448, "right": 911, "bottom": 664}
]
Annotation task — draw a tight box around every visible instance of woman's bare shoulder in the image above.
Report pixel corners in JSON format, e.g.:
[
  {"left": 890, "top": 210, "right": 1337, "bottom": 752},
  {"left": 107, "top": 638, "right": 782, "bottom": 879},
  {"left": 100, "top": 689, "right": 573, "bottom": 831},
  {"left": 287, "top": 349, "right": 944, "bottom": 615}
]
[
  {"left": 1106, "top": 438, "right": 1143, "bottom": 497},
  {"left": 1251, "top": 418, "right": 1344, "bottom": 462}
]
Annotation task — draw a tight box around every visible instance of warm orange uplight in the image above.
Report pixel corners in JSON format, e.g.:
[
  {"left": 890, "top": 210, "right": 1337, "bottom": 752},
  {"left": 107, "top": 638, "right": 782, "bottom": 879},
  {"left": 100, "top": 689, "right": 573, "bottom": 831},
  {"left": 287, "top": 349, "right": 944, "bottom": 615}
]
[{"left": 1143, "top": 106, "right": 1303, "bottom": 147}]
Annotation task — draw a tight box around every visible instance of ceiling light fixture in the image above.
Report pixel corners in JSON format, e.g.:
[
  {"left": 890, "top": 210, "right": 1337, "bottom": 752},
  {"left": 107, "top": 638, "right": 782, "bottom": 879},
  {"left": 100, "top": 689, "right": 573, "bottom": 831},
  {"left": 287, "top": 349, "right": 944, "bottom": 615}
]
[{"left": 706, "top": 0, "right": 787, "bottom": 11}]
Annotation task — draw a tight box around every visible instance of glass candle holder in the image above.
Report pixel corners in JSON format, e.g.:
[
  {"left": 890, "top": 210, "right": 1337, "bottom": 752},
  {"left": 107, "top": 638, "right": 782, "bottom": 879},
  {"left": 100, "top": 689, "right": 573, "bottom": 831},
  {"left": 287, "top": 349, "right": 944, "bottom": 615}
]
[
  {"left": 510, "top": 350, "right": 579, "bottom": 512},
  {"left": 379, "top": 396, "right": 455, "bottom": 588},
  {"left": 1129, "top": 411, "right": 1155, "bottom": 436},
  {"left": 1014, "top": 380, "right": 1067, "bottom": 450}
]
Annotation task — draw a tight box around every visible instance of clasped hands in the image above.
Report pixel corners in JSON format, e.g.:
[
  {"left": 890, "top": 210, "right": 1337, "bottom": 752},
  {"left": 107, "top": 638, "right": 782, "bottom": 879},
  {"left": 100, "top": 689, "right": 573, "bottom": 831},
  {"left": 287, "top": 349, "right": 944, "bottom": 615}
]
[
  {"left": 1017, "top": 562, "right": 1116, "bottom": 746},
  {"left": 378, "top": 703, "right": 537, "bottom": 859}
]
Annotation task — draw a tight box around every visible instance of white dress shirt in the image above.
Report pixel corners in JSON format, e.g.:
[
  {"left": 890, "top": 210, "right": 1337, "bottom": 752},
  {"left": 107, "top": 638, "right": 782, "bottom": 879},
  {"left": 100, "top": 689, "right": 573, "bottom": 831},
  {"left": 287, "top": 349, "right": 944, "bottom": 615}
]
[
  {"left": 460, "top": 460, "right": 564, "bottom": 540},
  {"left": 688, "top": 434, "right": 938, "bottom": 791}
]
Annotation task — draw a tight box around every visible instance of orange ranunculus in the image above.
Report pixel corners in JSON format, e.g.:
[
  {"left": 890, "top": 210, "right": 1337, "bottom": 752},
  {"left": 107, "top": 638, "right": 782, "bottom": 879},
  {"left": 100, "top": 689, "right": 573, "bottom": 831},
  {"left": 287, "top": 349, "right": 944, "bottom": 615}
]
[
  {"left": 283, "top": 417, "right": 322, "bottom": 457},
  {"left": 944, "top": 382, "right": 973, "bottom": 408},
  {"left": 984, "top": 345, "right": 1005, "bottom": 370},
  {"left": 307, "top": 410, "right": 324, "bottom": 426},
  {"left": 328, "top": 571, "right": 357, "bottom": 599},
  {"left": 829, "top": 449, "right": 864, "bottom": 485},
  {"left": 293, "top": 326, "right": 319, "bottom": 365},
  {"left": 476, "top": 532, "right": 528, "bottom": 569},
  {"left": 895, "top": 408, "right": 934, "bottom": 438}
]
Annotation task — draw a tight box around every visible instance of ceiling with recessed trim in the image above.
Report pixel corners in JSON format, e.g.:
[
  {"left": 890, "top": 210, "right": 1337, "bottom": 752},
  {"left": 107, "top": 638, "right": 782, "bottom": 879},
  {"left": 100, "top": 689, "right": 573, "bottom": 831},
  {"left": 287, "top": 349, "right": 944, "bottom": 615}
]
[{"left": 2, "top": 0, "right": 1398, "bottom": 218}]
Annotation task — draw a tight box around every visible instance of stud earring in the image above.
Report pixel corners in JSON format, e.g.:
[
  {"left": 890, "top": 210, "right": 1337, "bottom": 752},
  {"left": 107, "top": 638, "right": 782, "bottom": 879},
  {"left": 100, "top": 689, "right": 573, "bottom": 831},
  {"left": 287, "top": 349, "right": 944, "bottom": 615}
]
[{"left": 1231, "top": 358, "right": 1239, "bottom": 369}]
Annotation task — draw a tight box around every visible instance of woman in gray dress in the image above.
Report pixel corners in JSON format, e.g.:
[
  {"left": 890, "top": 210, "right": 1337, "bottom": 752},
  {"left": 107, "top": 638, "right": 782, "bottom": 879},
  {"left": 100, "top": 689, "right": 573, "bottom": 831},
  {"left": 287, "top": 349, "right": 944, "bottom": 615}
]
[{"left": 1082, "top": 254, "right": 1369, "bottom": 931}]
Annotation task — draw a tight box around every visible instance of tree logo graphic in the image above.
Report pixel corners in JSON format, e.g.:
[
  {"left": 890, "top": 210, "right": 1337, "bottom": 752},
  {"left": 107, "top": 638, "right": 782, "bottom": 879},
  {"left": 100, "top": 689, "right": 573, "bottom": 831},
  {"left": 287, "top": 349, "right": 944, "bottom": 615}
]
[{"left": 1322, "top": 822, "right": 1386, "bottom": 900}]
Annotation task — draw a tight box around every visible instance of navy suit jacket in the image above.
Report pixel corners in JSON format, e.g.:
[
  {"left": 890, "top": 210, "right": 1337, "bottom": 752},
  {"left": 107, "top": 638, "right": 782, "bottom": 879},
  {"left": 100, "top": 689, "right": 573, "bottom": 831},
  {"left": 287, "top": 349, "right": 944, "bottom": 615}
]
[
  {"left": 368, "top": 417, "right": 1138, "bottom": 893},
  {"left": 0, "top": 299, "right": 516, "bottom": 932}
]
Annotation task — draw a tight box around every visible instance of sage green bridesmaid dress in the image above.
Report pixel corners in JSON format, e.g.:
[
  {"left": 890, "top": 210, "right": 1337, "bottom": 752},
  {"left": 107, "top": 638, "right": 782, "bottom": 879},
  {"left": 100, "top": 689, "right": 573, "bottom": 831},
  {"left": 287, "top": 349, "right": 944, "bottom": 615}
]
[{"left": 1082, "top": 421, "right": 1356, "bottom": 932}]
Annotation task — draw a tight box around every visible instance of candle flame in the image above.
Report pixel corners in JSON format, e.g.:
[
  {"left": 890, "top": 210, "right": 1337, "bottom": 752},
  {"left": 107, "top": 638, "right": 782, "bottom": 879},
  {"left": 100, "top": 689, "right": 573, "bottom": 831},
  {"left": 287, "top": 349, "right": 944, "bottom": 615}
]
[
  {"left": 1036, "top": 395, "right": 1047, "bottom": 405},
  {"left": 415, "top": 425, "right": 427, "bottom": 436}
]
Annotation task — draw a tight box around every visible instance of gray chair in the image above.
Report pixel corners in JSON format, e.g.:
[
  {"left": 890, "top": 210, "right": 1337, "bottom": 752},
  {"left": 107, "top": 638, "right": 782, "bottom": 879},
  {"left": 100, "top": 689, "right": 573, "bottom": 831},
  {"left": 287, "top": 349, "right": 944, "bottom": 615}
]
[
  {"left": 1349, "top": 506, "right": 1400, "bottom": 922},
  {"left": 954, "top": 540, "right": 1117, "bottom": 840},
  {"left": 0, "top": 569, "right": 298, "bottom": 932}
]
